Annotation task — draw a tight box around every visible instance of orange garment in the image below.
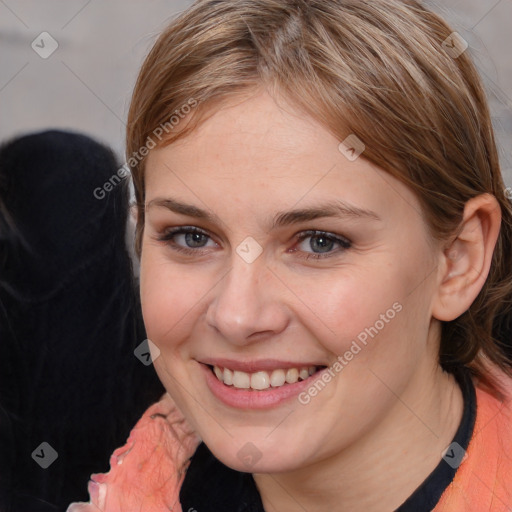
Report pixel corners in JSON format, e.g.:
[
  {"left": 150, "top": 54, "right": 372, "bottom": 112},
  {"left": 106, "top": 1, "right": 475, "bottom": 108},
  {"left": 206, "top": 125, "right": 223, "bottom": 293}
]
[
  {"left": 67, "top": 381, "right": 512, "bottom": 511},
  {"left": 434, "top": 384, "right": 512, "bottom": 511},
  {"left": 66, "top": 393, "right": 200, "bottom": 512}
]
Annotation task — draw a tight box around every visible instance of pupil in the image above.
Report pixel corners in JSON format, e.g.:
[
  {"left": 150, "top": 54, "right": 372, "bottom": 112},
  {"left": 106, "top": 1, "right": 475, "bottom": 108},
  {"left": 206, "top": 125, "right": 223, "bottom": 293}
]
[
  {"left": 186, "top": 232, "right": 207, "bottom": 247},
  {"left": 311, "top": 235, "right": 333, "bottom": 253}
]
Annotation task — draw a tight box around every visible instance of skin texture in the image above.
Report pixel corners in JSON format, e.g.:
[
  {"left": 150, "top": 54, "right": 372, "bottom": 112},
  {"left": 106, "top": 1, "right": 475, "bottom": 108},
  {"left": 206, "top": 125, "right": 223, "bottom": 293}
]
[{"left": 140, "top": 89, "right": 501, "bottom": 512}]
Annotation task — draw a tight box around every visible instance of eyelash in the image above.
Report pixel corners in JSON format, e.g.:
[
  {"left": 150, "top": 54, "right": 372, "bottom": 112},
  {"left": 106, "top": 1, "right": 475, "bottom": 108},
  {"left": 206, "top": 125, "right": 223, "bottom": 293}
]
[{"left": 157, "top": 226, "right": 352, "bottom": 260}]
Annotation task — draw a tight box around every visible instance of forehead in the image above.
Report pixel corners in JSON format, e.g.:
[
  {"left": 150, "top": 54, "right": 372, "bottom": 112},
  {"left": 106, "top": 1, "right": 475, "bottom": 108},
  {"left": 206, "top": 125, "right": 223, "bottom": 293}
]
[{"left": 144, "top": 91, "right": 423, "bottom": 229}]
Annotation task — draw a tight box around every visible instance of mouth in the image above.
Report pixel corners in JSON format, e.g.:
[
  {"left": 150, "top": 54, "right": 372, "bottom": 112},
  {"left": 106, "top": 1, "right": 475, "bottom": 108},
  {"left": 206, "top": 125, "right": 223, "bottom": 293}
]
[
  {"left": 199, "top": 358, "right": 330, "bottom": 409},
  {"left": 208, "top": 364, "right": 327, "bottom": 391}
]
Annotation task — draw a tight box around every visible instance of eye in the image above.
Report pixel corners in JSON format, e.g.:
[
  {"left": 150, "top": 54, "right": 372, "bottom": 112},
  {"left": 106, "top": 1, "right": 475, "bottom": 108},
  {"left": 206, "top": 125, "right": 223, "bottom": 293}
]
[
  {"left": 157, "top": 226, "right": 217, "bottom": 254},
  {"left": 294, "top": 230, "right": 351, "bottom": 259}
]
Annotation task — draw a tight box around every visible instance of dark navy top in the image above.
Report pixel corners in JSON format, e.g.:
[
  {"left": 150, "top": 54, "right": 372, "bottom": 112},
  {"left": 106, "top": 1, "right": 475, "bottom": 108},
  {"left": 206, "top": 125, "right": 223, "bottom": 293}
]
[{"left": 180, "top": 367, "right": 476, "bottom": 512}]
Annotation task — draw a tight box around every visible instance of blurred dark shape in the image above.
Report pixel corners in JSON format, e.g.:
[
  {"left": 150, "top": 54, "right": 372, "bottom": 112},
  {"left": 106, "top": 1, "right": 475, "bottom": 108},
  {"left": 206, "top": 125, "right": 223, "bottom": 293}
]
[{"left": 0, "top": 130, "right": 164, "bottom": 511}]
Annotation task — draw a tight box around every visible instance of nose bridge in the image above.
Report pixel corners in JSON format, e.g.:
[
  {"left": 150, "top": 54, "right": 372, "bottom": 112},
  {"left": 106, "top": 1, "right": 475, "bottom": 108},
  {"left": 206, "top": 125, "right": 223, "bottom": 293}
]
[{"left": 206, "top": 252, "right": 287, "bottom": 343}]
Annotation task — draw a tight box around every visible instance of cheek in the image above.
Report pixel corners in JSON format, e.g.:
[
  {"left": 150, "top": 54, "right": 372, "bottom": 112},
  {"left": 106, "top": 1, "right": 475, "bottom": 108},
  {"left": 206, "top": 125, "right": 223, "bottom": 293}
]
[
  {"left": 293, "top": 265, "right": 408, "bottom": 357},
  {"left": 139, "top": 247, "right": 208, "bottom": 345}
]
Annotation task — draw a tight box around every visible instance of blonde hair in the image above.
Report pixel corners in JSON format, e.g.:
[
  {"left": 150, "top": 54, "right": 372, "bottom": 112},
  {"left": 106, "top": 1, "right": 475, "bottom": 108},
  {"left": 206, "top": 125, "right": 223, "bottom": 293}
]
[{"left": 126, "top": 0, "right": 512, "bottom": 394}]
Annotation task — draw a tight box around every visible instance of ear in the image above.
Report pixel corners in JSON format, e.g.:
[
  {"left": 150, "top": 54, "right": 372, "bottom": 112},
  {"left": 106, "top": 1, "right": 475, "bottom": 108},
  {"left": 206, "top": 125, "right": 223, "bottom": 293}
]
[{"left": 432, "top": 193, "right": 501, "bottom": 322}]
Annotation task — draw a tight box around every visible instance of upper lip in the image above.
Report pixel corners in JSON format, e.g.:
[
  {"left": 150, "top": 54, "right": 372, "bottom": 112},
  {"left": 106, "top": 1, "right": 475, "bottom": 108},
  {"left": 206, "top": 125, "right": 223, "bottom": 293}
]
[{"left": 200, "top": 358, "right": 326, "bottom": 373}]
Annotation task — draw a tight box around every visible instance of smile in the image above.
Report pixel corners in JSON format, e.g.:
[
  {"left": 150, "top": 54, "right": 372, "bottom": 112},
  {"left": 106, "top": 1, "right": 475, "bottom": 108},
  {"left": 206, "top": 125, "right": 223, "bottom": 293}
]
[
  {"left": 200, "top": 359, "right": 329, "bottom": 409},
  {"left": 211, "top": 365, "right": 321, "bottom": 390}
]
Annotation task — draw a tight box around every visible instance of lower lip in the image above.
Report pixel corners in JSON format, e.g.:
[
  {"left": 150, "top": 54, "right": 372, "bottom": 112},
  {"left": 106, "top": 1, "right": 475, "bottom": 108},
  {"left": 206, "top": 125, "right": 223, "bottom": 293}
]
[{"left": 200, "top": 363, "right": 324, "bottom": 410}]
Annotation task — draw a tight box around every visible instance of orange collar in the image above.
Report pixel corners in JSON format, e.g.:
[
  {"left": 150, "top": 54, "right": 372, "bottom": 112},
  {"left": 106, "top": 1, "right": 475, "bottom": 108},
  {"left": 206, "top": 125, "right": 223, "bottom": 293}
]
[{"left": 434, "top": 384, "right": 512, "bottom": 511}]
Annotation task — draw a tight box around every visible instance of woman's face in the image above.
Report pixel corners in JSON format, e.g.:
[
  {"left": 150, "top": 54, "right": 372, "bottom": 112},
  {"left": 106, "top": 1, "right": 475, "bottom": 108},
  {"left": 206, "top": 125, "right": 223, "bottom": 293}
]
[{"left": 141, "top": 90, "right": 443, "bottom": 473}]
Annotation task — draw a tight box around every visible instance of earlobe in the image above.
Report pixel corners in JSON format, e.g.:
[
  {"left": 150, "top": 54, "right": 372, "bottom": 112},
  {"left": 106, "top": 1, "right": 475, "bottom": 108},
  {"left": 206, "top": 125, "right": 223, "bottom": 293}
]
[{"left": 432, "top": 193, "right": 501, "bottom": 322}]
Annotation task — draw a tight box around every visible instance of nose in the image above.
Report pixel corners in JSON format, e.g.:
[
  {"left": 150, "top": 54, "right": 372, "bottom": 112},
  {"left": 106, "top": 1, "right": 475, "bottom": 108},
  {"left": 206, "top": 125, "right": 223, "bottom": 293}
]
[{"left": 205, "top": 253, "right": 289, "bottom": 346}]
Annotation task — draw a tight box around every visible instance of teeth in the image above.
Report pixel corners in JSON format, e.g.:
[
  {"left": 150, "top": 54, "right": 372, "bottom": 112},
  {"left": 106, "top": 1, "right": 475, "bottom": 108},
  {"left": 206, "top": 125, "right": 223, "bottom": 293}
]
[
  {"left": 285, "top": 368, "right": 299, "bottom": 384},
  {"left": 270, "top": 369, "right": 286, "bottom": 387},
  {"left": 299, "top": 368, "right": 309, "bottom": 380},
  {"left": 232, "top": 370, "right": 250, "bottom": 389},
  {"left": 251, "top": 371, "right": 270, "bottom": 390},
  {"left": 212, "top": 365, "right": 318, "bottom": 390},
  {"left": 223, "top": 368, "right": 233, "bottom": 385}
]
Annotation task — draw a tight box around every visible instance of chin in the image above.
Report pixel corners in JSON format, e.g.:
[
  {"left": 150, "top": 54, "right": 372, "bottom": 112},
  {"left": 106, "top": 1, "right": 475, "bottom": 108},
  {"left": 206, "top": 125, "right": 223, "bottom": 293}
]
[{"left": 204, "top": 434, "right": 310, "bottom": 474}]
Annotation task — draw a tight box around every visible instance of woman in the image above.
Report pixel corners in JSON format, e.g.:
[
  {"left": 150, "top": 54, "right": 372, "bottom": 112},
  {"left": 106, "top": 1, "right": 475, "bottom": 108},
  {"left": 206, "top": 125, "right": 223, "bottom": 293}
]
[{"left": 69, "top": 0, "right": 512, "bottom": 510}]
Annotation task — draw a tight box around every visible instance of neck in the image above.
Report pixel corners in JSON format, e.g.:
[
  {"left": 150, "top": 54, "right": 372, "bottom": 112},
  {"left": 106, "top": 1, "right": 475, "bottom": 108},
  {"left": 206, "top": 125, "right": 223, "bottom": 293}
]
[{"left": 253, "top": 363, "right": 464, "bottom": 512}]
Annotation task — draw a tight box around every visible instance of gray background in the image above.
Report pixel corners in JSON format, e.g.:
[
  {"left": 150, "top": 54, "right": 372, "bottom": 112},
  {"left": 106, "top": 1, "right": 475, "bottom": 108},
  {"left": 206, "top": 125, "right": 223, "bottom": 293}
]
[{"left": 1, "top": 0, "right": 511, "bottom": 184}]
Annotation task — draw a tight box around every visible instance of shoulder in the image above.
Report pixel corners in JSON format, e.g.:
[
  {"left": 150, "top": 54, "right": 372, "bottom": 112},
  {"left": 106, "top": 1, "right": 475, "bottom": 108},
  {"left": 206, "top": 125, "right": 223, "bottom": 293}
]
[{"left": 434, "top": 376, "right": 512, "bottom": 512}]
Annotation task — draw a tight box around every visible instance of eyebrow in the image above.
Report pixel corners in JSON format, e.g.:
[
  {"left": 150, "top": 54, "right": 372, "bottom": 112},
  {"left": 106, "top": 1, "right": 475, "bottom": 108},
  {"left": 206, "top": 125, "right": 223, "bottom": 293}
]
[{"left": 146, "top": 197, "right": 381, "bottom": 229}]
